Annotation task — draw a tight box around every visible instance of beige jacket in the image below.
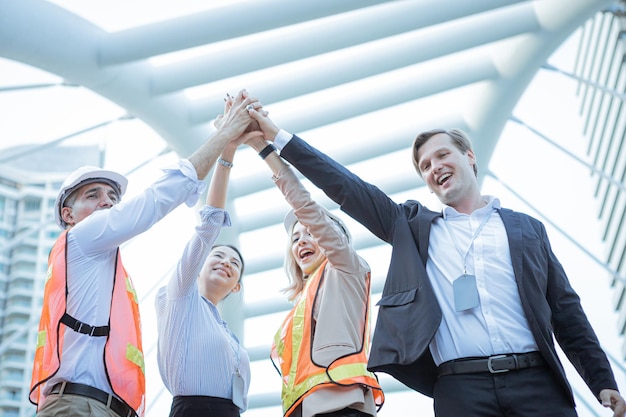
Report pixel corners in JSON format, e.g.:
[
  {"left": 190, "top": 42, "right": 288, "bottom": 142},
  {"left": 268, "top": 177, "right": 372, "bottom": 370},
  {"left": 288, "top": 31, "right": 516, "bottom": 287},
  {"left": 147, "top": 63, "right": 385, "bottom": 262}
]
[{"left": 274, "top": 165, "right": 378, "bottom": 417}]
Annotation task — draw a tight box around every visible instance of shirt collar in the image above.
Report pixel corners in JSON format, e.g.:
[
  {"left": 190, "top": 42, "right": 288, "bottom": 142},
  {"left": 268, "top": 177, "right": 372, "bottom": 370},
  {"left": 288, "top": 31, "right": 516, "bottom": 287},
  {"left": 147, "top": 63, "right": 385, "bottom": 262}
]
[{"left": 442, "top": 195, "right": 500, "bottom": 219}]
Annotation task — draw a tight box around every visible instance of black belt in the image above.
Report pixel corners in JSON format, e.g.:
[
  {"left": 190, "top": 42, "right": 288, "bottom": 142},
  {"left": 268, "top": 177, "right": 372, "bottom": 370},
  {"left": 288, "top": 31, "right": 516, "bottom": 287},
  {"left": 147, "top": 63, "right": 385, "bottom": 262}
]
[
  {"left": 437, "top": 352, "right": 545, "bottom": 377},
  {"left": 51, "top": 382, "right": 137, "bottom": 417},
  {"left": 61, "top": 313, "right": 110, "bottom": 337}
]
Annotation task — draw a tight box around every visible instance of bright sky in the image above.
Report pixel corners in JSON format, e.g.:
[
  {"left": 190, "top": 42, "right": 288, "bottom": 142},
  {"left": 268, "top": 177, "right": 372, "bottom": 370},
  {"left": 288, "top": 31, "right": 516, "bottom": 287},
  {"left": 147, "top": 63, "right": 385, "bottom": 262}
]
[{"left": 0, "top": 2, "right": 624, "bottom": 416}]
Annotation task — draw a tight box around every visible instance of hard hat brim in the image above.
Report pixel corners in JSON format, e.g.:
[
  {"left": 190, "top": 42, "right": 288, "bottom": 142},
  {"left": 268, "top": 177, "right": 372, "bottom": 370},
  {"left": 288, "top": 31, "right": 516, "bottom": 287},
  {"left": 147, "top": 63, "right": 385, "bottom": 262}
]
[{"left": 55, "top": 167, "right": 128, "bottom": 229}]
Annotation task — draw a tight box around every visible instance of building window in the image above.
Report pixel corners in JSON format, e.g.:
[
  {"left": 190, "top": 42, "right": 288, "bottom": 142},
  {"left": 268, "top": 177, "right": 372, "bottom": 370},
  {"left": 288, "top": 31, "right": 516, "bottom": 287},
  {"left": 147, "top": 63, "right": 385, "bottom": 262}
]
[
  {"left": 47, "top": 230, "right": 60, "bottom": 240},
  {"left": 2, "top": 369, "right": 23, "bottom": 382},
  {"left": 23, "top": 198, "right": 41, "bottom": 212}
]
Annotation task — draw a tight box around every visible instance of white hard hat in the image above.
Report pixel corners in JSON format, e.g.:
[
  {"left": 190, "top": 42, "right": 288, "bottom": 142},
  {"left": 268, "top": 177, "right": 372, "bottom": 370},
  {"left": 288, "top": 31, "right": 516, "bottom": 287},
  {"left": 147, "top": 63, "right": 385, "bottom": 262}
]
[{"left": 55, "top": 166, "right": 128, "bottom": 229}]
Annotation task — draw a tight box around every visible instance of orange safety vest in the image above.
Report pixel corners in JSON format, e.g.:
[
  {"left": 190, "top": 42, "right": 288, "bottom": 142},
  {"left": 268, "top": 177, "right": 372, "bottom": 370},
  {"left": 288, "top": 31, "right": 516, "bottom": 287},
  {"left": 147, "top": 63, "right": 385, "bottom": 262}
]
[
  {"left": 271, "top": 259, "right": 384, "bottom": 416},
  {"left": 29, "top": 230, "right": 146, "bottom": 417}
]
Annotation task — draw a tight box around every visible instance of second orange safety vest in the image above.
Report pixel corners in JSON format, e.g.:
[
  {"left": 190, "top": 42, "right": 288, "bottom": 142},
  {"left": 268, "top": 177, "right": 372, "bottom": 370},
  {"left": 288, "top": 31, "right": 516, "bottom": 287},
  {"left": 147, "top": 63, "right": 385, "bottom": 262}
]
[
  {"left": 29, "top": 230, "right": 146, "bottom": 417},
  {"left": 271, "top": 259, "right": 384, "bottom": 416}
]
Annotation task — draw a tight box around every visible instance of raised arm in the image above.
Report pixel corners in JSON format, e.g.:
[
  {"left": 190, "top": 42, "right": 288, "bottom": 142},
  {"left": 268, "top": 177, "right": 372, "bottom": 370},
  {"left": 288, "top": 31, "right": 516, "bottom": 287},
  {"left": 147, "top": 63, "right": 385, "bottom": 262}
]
[
  {"left": 164, "top": 94, "right": 262, "bottom": 297},
  {"left": 246, "top": 135, "right": 362, "bottom": 272},
  {"left": 248, "top": 107, "right": 402, "bottom": 244},
  {"left": 188, "top": 89, "right": 259, "bottom": 181},
  {"left": 207, "top": 93, "right": 256, "bottom": 208},
  {"left": 246, "top": 136, "right": 282, "bottom": 176}
]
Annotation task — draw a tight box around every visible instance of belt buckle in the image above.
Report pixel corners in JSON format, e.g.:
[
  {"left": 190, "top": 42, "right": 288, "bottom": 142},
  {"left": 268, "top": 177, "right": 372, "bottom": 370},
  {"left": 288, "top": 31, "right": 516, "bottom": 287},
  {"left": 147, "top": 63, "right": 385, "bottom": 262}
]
[
  {"left": 487, "top": 354, "right": 509, "bottom": 373},
  {"left": 75, "top": 321, "right": 84, "bottom": 333}
]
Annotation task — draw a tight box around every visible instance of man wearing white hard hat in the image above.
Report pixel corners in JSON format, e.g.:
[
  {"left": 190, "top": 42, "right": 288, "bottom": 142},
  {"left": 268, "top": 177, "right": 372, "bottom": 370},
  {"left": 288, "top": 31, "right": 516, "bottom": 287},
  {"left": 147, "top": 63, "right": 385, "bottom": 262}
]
[{"left": 29, "top": 90, "right": 262, "bottom": 417}]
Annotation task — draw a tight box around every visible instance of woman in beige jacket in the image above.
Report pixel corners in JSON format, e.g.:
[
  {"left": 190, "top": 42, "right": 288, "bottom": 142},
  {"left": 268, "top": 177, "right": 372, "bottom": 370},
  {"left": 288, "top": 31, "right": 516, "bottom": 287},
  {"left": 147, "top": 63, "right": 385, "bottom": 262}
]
[{"left": 245, "top": 136, "right": 384, "bottom": 417}]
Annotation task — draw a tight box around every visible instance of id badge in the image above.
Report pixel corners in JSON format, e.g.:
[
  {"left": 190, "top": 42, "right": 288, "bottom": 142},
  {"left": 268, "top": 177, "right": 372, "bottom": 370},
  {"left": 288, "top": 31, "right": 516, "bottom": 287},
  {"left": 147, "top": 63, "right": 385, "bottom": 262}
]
[
  {"left": 231, "top": 370, "right": 245, "bottom": 410},
  {"left": 453, "top": 274, "right": 480, "bottom": 312}
]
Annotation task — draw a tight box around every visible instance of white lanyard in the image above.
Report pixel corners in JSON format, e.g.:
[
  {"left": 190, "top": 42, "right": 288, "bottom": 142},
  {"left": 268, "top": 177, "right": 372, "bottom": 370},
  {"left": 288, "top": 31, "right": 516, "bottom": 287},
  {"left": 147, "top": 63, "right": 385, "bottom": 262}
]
[{"left": 443, "top": 208, "right": 493, "bottom": 275}]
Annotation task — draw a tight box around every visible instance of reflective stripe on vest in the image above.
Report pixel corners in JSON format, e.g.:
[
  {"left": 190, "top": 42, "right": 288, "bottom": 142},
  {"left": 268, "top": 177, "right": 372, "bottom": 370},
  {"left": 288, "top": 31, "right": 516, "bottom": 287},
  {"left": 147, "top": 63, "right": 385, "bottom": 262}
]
[
  {"left": 29, "top": 230, "right": 146, "bottom": 417},
  {"left": 271, "top": 259, "right": 384, "bottom": 416}
]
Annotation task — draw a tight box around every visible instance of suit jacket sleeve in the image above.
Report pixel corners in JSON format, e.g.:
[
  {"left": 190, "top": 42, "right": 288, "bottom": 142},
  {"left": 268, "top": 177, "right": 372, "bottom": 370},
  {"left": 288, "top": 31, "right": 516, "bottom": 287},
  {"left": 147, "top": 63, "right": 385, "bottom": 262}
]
[
  {"left": 505, "top": 210, "right": 618, "bottom": 399},
  {"left": 273, "top": 164, "right": 365, "bottom": 274},
  {"left": 540, "top": 221, "right": 618, "bottom": 396},
  {"left": 280, "top": 134, "right": 401, "bottom": 243}
]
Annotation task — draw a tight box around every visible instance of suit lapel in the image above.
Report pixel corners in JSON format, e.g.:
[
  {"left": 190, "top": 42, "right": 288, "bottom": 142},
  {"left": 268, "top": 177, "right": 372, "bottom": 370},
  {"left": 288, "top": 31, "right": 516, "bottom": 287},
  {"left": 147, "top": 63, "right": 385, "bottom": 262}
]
[
  {"left": 499, "top": 209, "right": 524, "bottom": 283},
  {"left": 409, "top": 209, "right": 441, "bottom": 267}
]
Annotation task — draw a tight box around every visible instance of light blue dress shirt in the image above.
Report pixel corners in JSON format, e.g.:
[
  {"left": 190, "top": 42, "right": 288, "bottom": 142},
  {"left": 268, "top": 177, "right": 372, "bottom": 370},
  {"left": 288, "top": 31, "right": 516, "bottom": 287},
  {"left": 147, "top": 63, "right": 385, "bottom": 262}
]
[
  {"left": 47, "top": 160, "right": 206, "bottom": 399},
  {"left": 155, "top": 206, "right": 250, "bottom": 412}
]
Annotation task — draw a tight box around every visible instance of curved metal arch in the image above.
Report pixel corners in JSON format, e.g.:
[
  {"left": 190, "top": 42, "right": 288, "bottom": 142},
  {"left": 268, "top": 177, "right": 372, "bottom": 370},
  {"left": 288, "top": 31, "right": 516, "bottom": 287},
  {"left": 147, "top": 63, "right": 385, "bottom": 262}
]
[{"left": 0, "top": 0, "right": 613, "bottom": 165}]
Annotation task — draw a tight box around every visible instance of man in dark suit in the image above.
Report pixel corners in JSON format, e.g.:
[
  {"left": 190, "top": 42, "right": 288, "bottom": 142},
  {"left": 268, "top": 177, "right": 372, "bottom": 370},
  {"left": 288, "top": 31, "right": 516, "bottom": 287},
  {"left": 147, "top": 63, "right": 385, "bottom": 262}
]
[{"left": 246, "top": 108, "right": 626, "bottom": 417}]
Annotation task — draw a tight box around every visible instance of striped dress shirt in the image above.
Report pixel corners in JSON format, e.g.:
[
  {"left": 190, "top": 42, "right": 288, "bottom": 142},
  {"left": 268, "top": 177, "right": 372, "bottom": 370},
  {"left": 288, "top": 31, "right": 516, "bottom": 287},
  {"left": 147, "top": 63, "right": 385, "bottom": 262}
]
[{"left": 155, "top": 206, "right": 250, "bottom": 411}]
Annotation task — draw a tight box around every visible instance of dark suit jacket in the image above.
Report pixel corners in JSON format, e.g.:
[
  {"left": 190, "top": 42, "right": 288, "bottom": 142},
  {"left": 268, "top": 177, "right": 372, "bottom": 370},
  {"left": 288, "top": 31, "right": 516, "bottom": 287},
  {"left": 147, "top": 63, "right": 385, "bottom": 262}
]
[{"left": 280, "top": 134, "right": 618, "bottom": 405}]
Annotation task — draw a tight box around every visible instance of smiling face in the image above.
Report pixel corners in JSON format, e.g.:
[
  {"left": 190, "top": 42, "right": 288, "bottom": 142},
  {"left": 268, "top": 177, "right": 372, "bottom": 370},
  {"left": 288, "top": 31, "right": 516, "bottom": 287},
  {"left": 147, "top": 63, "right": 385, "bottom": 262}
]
[
  {"left": 416, "top": 132, "right": 479, "bottom": 210},
  {"left": 198, "top": 246, "right": 243, "bottom": 304},
  {"left": 290, "top": 221, "right": 326, "bottom": 276},
  {"left": 60, "top": 182, "right": 120, "bottom": 228}
]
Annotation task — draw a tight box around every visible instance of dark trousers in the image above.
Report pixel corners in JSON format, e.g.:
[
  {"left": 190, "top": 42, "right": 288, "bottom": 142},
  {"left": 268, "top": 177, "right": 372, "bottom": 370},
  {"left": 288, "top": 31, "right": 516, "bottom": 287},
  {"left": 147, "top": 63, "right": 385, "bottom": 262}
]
[
  {"left": 315, "top": 408, "right": 372, "bottom": 417},
  {"left": 169, "top": 395, "right": 239, "bottom": 417},
  {"left": 433, "top": 366, "right": 577, "bottom": 417}
]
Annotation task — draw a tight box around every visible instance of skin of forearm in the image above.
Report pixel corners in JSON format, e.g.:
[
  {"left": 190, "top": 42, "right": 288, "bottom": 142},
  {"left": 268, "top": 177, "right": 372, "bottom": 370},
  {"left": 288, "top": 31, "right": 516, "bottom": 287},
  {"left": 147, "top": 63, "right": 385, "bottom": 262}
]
[
  {"left": 248, "top": 137, "right": 284, "bottom": 177},
  {"left": 205, "top": 143, "right": 237, "bottom": 208},
  {"left": 188, "top": 130, "right": 233, "bottom": 181}
]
